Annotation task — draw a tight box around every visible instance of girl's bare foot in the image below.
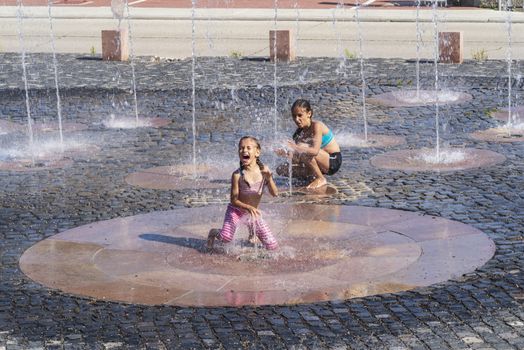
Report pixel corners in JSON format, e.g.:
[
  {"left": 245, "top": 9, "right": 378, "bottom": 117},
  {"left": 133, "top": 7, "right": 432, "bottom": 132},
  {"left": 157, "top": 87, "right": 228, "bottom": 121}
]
[
  {"left": 306, "top": 177, "right": 327, "bottom": 189},
  {"left": 207, "top": 229, "right": 220, "bottom": 251},
  {"left": 248, "top": 233, "right": 261, "bottom": 245}
]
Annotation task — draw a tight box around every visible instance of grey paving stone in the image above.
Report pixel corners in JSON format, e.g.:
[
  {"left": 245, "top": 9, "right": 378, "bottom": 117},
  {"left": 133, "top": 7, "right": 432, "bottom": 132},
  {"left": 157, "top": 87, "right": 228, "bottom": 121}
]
[{"left": 0, "top": 53, "right": 523, "bottom": 349}]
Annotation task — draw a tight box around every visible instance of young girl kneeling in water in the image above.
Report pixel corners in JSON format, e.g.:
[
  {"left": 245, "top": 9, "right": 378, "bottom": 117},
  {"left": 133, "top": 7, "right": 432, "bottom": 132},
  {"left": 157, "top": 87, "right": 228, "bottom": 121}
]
[{"left": 207, "top": 136, "right": 279, "bottom": 251}]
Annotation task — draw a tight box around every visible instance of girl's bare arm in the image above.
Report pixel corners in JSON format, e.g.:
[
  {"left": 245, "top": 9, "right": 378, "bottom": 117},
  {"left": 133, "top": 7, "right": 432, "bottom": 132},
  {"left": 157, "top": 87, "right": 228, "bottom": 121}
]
[
  {"left": 266, "top": 176, "right": 278, "bottom": 197},
  {"left": 261, "top": 165, "right": 279, "bottom": 197},
  {"left": 287, "top": 122, "right": 323, "bottom": 156}
]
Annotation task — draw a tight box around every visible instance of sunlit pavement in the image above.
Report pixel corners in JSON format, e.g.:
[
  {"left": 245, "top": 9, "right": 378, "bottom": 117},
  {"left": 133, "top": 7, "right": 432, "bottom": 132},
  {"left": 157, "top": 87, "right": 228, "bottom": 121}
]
[
  {"left": 1, "top": 3, "right": 523, "bottom": 59},
  {"left": 0, "top": 50, "right": 523, "bottom": 348}
]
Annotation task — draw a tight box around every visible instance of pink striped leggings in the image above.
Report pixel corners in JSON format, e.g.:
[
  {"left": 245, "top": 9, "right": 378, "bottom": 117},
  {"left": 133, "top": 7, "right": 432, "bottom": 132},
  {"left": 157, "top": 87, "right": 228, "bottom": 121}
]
[{"left": 218, "top": 204, "right": 278, "bottom": 250}]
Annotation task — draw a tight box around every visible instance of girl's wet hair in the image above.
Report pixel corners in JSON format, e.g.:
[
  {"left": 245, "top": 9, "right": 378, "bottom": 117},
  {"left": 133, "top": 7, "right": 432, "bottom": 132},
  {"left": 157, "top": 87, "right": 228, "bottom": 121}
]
[
  {"left": 238, "top": 136, "right": 264, "bottom": 171},
  {"left": 291, "top": 99, "right": 313, "bottom": 116}
]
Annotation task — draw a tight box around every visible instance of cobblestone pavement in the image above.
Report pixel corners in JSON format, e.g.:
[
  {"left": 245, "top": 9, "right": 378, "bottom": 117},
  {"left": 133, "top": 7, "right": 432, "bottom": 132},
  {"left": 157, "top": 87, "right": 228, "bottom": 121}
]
[{"left": 0, "top": 53, "right": 523, "bottom": 349}]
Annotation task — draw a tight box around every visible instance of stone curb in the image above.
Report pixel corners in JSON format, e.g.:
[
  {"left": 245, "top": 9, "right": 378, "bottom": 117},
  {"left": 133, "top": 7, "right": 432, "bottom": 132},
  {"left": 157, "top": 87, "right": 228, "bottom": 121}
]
[{"left": 1, "top": 6, "right": 524, "bottom": 23}]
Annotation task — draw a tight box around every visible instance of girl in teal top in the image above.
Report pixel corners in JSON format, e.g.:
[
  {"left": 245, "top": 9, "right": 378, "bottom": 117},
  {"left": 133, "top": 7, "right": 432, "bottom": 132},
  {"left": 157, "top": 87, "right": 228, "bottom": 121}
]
[{"left": 275, "top": 99, "right": 342, "bottom": 189}]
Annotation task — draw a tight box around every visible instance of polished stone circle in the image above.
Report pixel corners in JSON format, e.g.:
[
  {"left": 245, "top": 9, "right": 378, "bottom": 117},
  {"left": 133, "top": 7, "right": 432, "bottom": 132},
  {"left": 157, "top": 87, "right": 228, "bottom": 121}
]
[
  {"left": 0, "top": 120, "right": 85, "bottom": 135},
  {"left": 125, "top": 164, "right": 233, "bottom": 190},
  {"left": 0, "top": 143, "right": 99, "bottom": 172},
  {"left": 337, "top": 133, "right": 406, "bottom": 148},
  {"left": 102, "top": 117, "right": 171, "bottom": 129},
  {"left": 491, "top": 106, "right": 524, "bottom": 123},
  {"left": 19, "top": 204, "right": 495, "bottom": 307},
  {"left": 0, "top": 120, "right": 24, "bottom": 134},
  {"left": 32, "top": 121, "right": 89, "bottom": 133},
  {"left": 127, "top": 164, "right": 340, "bottom": 195},
  {"left": 0, "top": 158, "right": 74, "bottom": 172},
  {"left": 370, "top": 148, "right": 506, "bottom": 172},
  {"left": 368, "top": 90, "right": 472, "bottom": 107},
  {"left": 470, "top": 127, "right": 524, "bottom": 143},
  {"left": 290, "top": 184, "right": 338, "bottom": 197}
]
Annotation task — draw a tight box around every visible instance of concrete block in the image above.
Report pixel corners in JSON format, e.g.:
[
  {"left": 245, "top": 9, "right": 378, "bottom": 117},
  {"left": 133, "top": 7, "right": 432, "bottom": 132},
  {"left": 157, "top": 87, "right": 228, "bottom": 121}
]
[
  {"left": 102, "top": 29, "right": 129, "bottom": 61},
  {"left": 269, "top": 30, "right": 295, "bottom": 62},
  {"left": 439, "top": 31, "right": 463, "bottom": 64}
]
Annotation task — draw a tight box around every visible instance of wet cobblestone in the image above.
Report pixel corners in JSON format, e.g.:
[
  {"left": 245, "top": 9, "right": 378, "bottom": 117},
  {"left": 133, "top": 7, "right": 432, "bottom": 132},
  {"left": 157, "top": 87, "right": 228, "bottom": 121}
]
[{"left": 0, "top": 53, "right": 523, "bottom": 349}]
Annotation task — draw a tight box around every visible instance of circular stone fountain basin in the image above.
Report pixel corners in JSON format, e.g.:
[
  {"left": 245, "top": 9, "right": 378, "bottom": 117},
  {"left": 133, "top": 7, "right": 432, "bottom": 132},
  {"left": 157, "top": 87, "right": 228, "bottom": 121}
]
[
  {"left": 368, "top": 90, "right": 472, "bottom": 107},
  {"left": 19, "top": 204, "right": 495, "bottom": 307},
  {"left": 290, "top": 184, "right": 338, "bottom": 197},
  {"left": 337, "top": 133, "right": 406, "bottom": 148},
  {"left": 32, "top": 121, "right": 89, "bottom": 133},
  {"left": 491, "top": 106, "right": 524, "bottom": 123},
  {"left": 0, "top": 158, "right": 74, "bottom": 171},
  {"left": 0, "top": 140, "right": 99, "bottom": 172},
  {"left": 125, "top": 164, "right": 232, "bottom": 190},
  {"left": 0, "top": 120, "right": 24, "bottom": 134},
  {"left": 370, "top": 148, "right": 506, "bottom": 172},
  {"left": 103, "top": 117, "right": 170, "bottom": 129},
  {"left": 470, "top": 125, "right": 524, "bottom": 143}
]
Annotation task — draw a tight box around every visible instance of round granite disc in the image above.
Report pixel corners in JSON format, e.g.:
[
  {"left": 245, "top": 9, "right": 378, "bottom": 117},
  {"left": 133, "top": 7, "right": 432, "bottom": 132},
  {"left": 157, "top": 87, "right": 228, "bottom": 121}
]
[
  {"left": 20, "top": 204, "right": 495, "bottom": 307},
  {"left": 125, "top": 164, "right": 232, "bottom": 190},
  {"left": 102, "top": 117, "right": 171, "bottom": 129},
  {"left": 32, "top": 121, "right": 89, "bottom": 133},
  {"left": 368, "top": 90, "right": 472, "bottom": 107},
  {"left": 470, "top": 127, "right": 524, "bottom": 143},
  {"left": 371, "top": 148, "right": 506, "bottom": 172},
  {"left": 490, "top": 106, "right": 524, "bottom": 123},
  {"left": 0, "top": 142, "right": 99, "bottom": 172},
  {"left": 0, "top": 120, "right": 24, "bottom": 134},
  {"left": 337, "top": 133, "right": 406, "bottom": 148},
  {"left": 0, "top": 158, "right": 74, "bottom": 172}
]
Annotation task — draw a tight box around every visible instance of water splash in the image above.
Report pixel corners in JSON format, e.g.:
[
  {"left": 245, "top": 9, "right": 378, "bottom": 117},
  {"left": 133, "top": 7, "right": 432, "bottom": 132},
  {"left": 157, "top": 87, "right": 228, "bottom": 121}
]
[
  {"left": 124, "top": 0, "right": 140, "bottom": 126},
  {"left": 47, "top": 0, "right": 64, "bottom": 148},
  {"left": 226, "top": 244, "right": 297, "bottom": 262},
  {"left": 0, "top": 138, "right": 92, "bottom": 162},
  {"left": 431, "top": 0, "right": 441, "bottom": 162},
  {"left": 415, "top": 0, "right": 422, "bottom": 98},
  {"left": 414, "top": 149, "right": 466, "bottom": 164},
  {"left": 103, "top": 114, "right": 154, "bottom": 129},
  {"left": 111, "top": 0, "right": 125, "bottom": 28},
  {"left": 16, "top": 0, "right": 35, "bottom": 166},
  {"left": 273, "top": 0, "right": 278, "bottom": 135},
  {"left": 191, "top": 0, "right": 197, "bottom": 174},
  {"left": 299, "top": 67, "right": 309, "bottom": 83},
  {"left": 505, "top": 4, "right": 513, "bottom": 136},
  {"left": 515, "top": 74, "right": 522, "bottom": 119},
  {"left": 355, "top": 0, "right": 368, "bottom": 141},
  {"left": 496, "top": 122, "right": 524, "bottom": 133},
  {"left": 333, "top": 0, "right": 346, "bottom": 73},
  {"left": 230, "top": 87, "right": 240, "bottom": 105},
  {"left": 288, "top": 157, "right": 293, "bottom": 195},
  {"left": 393, "top": 90, "right": 461, "bottom": 104},
  {"left": 294, "top": 0, "right": 300, "bottom": 57},
  {"left": 205, "top": 2, "right": 215, "bottom": 50}
]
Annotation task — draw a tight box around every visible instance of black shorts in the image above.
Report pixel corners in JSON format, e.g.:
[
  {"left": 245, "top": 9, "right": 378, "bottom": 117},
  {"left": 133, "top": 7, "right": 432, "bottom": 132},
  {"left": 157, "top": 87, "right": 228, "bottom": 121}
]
[{"left": 327, "top": 152, "right": 342, "bottom": 175}]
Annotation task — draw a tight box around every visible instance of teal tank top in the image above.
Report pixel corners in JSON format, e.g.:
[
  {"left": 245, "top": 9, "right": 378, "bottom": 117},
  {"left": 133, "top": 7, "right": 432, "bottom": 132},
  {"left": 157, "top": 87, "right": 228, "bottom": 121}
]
[{"left": 321, "top": 129, "right": 334, "bottom": 148}]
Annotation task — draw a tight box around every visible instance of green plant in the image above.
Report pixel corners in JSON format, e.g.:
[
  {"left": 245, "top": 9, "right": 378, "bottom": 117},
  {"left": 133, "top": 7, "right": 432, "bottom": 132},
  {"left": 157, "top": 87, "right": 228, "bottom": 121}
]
[
  {"left": 90, "top": 45, "right": 96, "bottom": 56},
  {"left": 484, "top": 108, "right": 496, "bottom": 117},
  {"left": 229, "top": 50, "right": 242, "bottom": 59},
  {"left": 343, "top": 48, "right": 356, "bottom": 59},
  {"left": 471, "top": 48, "right": 488, "bottom": 62}
]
